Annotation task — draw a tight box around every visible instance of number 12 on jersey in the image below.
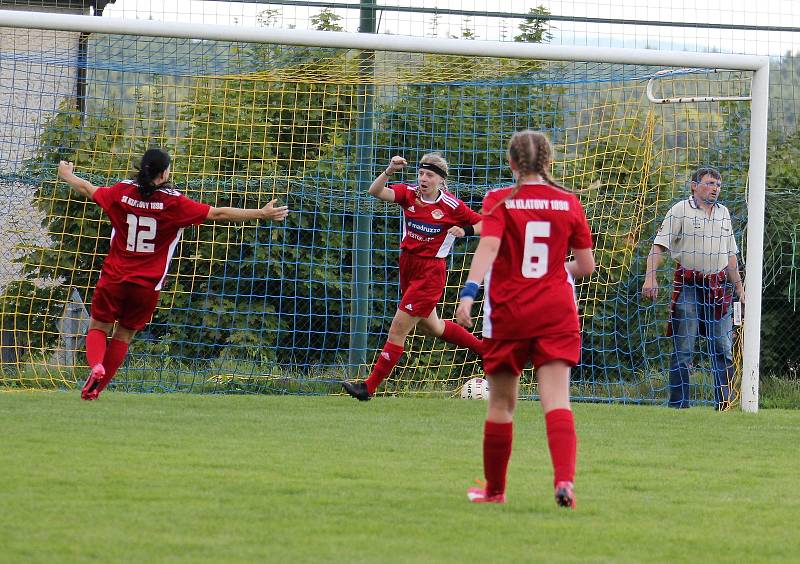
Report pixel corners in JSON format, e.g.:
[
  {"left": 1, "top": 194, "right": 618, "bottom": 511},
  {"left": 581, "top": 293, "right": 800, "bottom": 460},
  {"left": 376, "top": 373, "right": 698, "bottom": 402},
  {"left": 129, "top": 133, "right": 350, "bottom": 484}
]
[
  {"left": 522, "top": 220, "right": 550, "bottom": 278},
  {"left": 125, "top": 213, "right": 157, "bottom": 253}
]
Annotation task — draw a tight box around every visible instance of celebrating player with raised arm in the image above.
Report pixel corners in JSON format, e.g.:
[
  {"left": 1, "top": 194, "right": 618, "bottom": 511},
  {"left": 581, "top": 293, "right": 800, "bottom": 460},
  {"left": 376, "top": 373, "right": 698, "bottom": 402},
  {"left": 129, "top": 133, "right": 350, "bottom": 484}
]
[
  {"left": 456, "top": 131, "right": 595, "bottom": 508},
  {"left": 58, "top": 148, "right": 289, "bottom": 400},
  {"left": 341, "top": 153, "right": 483, "bottom": 401}
]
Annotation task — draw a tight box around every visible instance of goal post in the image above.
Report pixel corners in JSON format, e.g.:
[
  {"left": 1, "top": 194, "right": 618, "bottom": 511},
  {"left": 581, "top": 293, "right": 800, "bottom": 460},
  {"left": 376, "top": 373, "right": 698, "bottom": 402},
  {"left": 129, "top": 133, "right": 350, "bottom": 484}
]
[{"left": 0, "top": 10, "right": 768, "bottom": 411}]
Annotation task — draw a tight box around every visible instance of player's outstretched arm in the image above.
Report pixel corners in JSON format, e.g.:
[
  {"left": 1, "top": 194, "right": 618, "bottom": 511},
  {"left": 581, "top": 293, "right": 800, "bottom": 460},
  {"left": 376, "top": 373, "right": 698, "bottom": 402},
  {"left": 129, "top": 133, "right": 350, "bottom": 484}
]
[
  {"left": 206, "top": 199, "right": 290, "bottom": 222},
  {"left": 368, "top": 156, "right": 406, "bottom": 202},
  {"left": 57, "top": 161, "right": 98, "bottom": 199}
]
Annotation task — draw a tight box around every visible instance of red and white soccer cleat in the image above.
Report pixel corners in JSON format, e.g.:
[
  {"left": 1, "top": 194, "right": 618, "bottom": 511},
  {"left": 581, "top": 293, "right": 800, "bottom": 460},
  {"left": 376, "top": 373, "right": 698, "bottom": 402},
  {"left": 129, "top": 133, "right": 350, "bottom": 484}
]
[
  {"left": 81, "top": 364, "right": 106, "bottom": 401},
  {"left": 467, "top": 486, "right": 506, "bottom": 504},
  {"left": 554, "top": 481, "right": 576, "bottom": 509}
]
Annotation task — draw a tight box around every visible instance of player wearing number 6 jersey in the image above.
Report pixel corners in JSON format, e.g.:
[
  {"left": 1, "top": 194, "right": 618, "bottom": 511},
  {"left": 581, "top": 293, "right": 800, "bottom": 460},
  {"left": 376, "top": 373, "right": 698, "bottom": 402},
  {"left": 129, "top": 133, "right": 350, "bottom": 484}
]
[
  {"left": 57, "top": 149, "right": 289, "bottom": 400},
  {"left": 456, "top": 131, "right": 595, "bottom": 508},
  {"left": 341, "top": 152, "right": 484, "bottom": 401}
]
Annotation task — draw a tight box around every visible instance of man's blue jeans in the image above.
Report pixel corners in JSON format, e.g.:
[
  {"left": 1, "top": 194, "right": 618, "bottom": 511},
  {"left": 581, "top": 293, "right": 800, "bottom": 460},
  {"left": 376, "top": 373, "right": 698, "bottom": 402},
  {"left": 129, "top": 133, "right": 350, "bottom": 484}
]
[{"left": 669, "top": 283, "right": 734, "bottom": 409}]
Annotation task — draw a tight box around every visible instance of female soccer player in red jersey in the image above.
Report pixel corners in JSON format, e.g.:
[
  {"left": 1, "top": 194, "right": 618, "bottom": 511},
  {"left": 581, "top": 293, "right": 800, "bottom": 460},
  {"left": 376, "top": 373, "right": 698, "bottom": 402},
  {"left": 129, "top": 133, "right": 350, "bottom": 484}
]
[
  {"left": 341, "top": 153, "right": 484, "bottom": 401},
  {"left": 57, "top": 149, "right": 289, "bottom": 400},
  {"left": 456, "top": 131, "right": 596, "bottom": 508}
]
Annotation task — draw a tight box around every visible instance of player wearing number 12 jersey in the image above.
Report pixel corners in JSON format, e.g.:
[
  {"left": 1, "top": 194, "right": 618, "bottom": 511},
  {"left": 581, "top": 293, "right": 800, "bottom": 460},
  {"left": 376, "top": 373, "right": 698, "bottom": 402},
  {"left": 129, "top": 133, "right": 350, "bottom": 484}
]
[
  {"left": 57, "top": 149, "right": 289, "bottom": 400},
  {"left": 456, "top": 131, "right": 595, "bottom": 508}
]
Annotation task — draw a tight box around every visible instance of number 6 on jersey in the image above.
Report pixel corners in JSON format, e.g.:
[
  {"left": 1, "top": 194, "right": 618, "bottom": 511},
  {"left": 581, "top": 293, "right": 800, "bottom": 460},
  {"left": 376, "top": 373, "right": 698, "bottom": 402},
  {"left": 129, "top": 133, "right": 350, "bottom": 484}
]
[{"left": 522, "top": 220, "right": 550, "bottom": 278}]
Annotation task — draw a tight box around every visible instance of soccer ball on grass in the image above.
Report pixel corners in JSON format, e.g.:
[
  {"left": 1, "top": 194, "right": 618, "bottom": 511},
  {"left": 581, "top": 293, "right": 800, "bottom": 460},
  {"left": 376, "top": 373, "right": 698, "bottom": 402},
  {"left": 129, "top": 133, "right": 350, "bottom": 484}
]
[{"left": 460, "top": 377, "right": 489, "bottom": 400}]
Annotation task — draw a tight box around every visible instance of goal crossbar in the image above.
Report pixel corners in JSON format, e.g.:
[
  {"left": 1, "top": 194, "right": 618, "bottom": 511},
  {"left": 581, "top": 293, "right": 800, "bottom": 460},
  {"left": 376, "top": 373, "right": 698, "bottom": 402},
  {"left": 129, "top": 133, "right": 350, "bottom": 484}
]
[{"left": 0, "top": 9, "right": 769, "bottom": 70}]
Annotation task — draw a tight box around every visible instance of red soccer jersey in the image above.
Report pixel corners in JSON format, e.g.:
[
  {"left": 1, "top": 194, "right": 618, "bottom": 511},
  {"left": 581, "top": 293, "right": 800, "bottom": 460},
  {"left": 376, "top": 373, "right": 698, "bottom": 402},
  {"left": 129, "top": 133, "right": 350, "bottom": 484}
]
[
  {"left": 390, "top": 184, "right": 481, "bottom": 258},
  {"left": 480, "top": 183, "right": 593, "bottom": 340},
  {"left": 92, "top": 180, "right": 211, "bottom": 290}
]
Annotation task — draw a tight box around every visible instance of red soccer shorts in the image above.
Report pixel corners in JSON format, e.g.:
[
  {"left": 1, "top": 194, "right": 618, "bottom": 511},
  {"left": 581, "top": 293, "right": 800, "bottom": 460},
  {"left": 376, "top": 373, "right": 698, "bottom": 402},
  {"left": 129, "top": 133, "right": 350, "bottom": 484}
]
[
  {"left": 482, "top": 332, "right": 582, "bottom": 376},
  {"left": 90, "top": 278, "right": 160, "bottom": 330},
  {"left": 397, "top": 252, "right": 446, "bottom": 318}
]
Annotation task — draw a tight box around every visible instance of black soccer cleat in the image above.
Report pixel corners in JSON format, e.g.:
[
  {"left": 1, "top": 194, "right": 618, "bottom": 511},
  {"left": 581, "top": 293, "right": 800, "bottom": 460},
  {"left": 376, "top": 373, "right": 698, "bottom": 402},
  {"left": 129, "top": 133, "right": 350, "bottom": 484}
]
[{"left": 341, "top": 381, "right": 371, "bottom": 401}]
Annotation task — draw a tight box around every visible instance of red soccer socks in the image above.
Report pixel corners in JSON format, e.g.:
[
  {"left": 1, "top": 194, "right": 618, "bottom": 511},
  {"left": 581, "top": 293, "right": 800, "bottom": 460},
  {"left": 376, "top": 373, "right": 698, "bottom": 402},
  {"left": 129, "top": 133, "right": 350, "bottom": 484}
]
[
  {"left": 483, "top": 420, "right": 513, "bottom": 498},
  {"left": 85, "top": 328, "right": 107, "bottom": 368},
  {"left": 364, "top": 341, "right": 404, "bottom": 395},
  {"left": 545, "top": 408, "right": 577, "bottom": 487},
  {"left": 441, "top": 320, "right": 482, "bottom": 356}
]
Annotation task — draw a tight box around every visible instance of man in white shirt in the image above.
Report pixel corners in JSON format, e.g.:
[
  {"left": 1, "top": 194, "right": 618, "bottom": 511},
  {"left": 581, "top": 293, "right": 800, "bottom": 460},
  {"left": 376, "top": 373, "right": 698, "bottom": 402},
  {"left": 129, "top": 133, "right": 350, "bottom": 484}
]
[{"left": 642, "top": 167, "right": 745, "bottom": 410}]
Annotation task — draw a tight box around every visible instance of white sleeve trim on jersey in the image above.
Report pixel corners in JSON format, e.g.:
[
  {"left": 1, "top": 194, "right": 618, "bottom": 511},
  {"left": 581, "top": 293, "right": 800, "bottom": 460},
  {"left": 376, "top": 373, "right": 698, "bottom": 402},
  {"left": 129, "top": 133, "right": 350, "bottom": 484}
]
[
  {"left": 121, "top": 179, "right": 137, "bottom": 185},
  {"left": 157, "top": 187, "right": 182, "bottom": 196}
]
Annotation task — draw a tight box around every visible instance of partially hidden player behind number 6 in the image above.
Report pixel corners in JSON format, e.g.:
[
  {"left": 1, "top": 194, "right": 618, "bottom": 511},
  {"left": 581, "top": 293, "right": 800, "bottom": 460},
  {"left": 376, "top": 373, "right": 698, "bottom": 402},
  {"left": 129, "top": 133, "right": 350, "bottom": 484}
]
[{"left": 57, "top": 149, "right": 289, "bottom": 400}]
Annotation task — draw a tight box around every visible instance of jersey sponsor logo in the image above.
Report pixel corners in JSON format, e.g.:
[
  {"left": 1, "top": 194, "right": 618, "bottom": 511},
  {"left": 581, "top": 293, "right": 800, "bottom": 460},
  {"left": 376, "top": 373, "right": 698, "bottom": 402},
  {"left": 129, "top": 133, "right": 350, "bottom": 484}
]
[
  {"left": 431, "top": 209, "right": 445, "bottom": 220},
  {"left": 407, "top": 232, "right": 434, "bottom": 242},
  {"left": 406, "top": 218, "right": 443, "bottom": 236}
]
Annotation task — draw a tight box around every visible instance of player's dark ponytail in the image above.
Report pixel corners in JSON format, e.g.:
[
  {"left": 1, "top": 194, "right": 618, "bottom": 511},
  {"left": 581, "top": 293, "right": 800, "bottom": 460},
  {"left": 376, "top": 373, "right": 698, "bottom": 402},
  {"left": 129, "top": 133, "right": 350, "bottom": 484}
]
[{"left": 134, "top": 148, "right": 171, "bottom": 199}]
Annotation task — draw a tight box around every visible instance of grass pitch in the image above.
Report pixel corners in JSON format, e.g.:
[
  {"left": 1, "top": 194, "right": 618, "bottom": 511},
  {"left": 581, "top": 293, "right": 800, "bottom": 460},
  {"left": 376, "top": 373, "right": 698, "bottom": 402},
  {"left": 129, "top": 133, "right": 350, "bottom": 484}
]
[{"left": 1, "top": 392, "right": 798, "bottom": 563}]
